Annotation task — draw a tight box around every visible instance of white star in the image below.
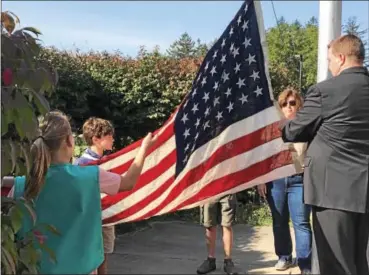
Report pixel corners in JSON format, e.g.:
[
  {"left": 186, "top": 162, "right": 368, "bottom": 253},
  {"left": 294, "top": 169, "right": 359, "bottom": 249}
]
[
  {"left": 229, "top": 43, "right": 234, "bottom": 54},
  {"left": 183, "top": 128, "right": 190, "bottom": 139},
  {"left": 225, "top": 88, "right": 232, "bottom": 97},
  {"left": 191, "top": 143, "right": 196, "bottom": 152},
  {"left": 196, "top": 73, "right": 202, "bottom": 83},
  {"left": 221, "top": 38, "right": 226, "bottom": 48},
  {"left": 221, "top": 71, "right": 230, "bottom": 83},
  {"left": 195, "top": 118, "right": 200, "bottom": 128},
  {"left": 210, "top": 66, "right": 217, "bottom": 76},
  {"left": 250, "top": 70, "right": 260, "bottom": 81},
  {"left": 232, "top": 47, "right": 240, "bottom": 58},
  {"left": 242, "top": 20, "right": 249, "bottom": 31},
  {"left": 205, "top": 62, "right": 210, "bottom": 71},
  {"left": 185, "top": 143, "right": 190, "bottom": 152},
  {"left": 239, "top": 93, "right": 249, "bottom": 104},
  {"left": 203, "top": 92, "right": 210, "bottom": 103},
  {"left": 213, "top": 81, "right": 219, "bottom": 91},
  {"left": 181, "top": 113, "right": 188, "bottom": 124},
  {"left": 237, "top": 15, "right": 242, "bottom": 26},
  {"left": 191, "top": 103, "right": 199, "bottom": 114},
  {"left": 205, "top": 107, "right": 210, "bottom": 117},
  {"left": 216, "top": 111, "right": 223, "bottom": 121},
  {"left": 220, "top": 54, "right": 227, "bottom": 64},
  {"left": 229, "top": 27, "right": 234, "bottom": 36},
  {"left": 227, "top": 102, "right": 234, "bottom": 113},
  {"left": 244, "top": 4, "right": 248, "bottom": 13},
  {"left": 183, "top": 155, "right": 188, "bottom": 164},
  {"left": 183, "top": 100, "right": 189, "bottom": 108},
  {"left": 253, "top": 86, "right": 263, "bottom": 96},
  {"left": 194, "top": 132, "right": 199, "bottom": 140},
  {"left": 201, "top": 76, "right": 207, "bottom": 87},
  {"left": 234, "top": 63, "right": 241, "bottom": 74},
  {"left": 192, "top": 88, "right": 197, "bottom": 98},
  {"left": 212, "top": 50, "right": 218, "bottom": 60},
  {"left": 203, "top": 121, "right": 210, "bottom": 130},
  {"left": 245, "top": 54, "right": 256, "bottom": 65},
  {"left": 236, "top": 77, "right": 246, "bottom": 89},
  {"left": 213, "top": 96, "right": 220, "bottom": 107},
  {"left": 242, "top": 37, "right": 251, "bottom": 49}
]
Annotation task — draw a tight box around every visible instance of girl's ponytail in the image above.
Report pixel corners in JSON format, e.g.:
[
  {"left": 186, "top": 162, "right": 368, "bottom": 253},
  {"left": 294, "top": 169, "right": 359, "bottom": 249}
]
[{"left": 25, "top": 137, "right": 51, "bottom": 200}]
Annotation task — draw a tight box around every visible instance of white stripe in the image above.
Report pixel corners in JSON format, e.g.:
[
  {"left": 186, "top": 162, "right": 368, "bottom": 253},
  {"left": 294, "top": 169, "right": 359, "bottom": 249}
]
[
  {"left": 99, "top": 113, "right": 176, "bottom": 171},
  {"left": 179, "top": 164, "right": 296, "bottom": 210}
]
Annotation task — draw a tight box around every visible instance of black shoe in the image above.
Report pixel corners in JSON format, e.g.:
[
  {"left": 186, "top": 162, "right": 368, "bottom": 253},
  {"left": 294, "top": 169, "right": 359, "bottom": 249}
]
[
  {"left": 223, "top": 259, "right": 238, "bottom": 275},
  {"left": 197, "top": 257, "right": 216, "bottom": 274}
]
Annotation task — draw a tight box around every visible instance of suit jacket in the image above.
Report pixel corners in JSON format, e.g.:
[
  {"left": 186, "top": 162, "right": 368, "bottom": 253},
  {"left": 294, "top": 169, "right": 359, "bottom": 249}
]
[{"left": 282, "top": 66, "right": 369, "bottom": 213}]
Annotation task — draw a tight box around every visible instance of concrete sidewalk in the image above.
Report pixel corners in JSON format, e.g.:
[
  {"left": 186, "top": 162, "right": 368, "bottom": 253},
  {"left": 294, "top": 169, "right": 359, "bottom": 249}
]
[{"left": 108, "top": 221, "right": 300, "bottom": 274}]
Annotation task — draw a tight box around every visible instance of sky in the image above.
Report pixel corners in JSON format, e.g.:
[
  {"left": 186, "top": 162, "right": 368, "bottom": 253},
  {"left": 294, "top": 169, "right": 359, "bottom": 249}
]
[{"left": 3, "top": 1, "right": 369, "bottom": 57}]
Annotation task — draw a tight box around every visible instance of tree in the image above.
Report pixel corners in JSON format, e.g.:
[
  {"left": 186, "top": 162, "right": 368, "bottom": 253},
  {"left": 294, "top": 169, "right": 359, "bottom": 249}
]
[
  {"left": 266, "top": 17, "right": 318, "bottom": 97},
  {"left": 1, "top": 11, "right": 59, "bottom": 274},
  {"left": 342, "top": 16, "right": 369, "bottom": 67},
  {"left": 166, "top": 32, "right": 196, "bottom": 58},
  {"left": 194, "top": 38, "right": 209, "bottom": 57}
]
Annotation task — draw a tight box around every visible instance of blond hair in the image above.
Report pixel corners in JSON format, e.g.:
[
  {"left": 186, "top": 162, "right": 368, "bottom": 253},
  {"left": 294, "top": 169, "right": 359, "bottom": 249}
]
[
  {"left": 25, "top": 111, "right": 72, "bottom": 199},
  {"left": 278, "top": 88, "right": 304, "bottom": 111},
  {"left": 328, "top": 34, "right": 365, "bottom": 62}
]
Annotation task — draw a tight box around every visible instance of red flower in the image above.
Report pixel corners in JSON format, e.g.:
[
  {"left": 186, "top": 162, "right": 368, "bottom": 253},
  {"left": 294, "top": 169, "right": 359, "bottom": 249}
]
[
  {"left": 2, "top": 68, "right": 13, "bottom": 86},
  {"left": 33, "top": 230, "right": 47, "bottom": 244}
]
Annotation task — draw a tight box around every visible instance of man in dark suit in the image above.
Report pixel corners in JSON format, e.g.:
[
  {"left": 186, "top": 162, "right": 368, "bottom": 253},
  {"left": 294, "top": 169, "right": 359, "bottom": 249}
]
[{"left": 280, "top": 34, "right": 369, "bottom": 275}]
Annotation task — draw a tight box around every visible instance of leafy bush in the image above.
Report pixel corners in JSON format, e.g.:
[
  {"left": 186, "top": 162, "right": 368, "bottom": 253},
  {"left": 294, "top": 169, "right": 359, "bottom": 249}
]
[{"left": 1, "top": 11, "right": 59, "bottom": 274}]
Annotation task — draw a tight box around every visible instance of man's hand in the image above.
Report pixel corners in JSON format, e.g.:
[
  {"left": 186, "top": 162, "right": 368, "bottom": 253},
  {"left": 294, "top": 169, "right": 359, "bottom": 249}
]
[{"left": 257, "top": 183, "right": 267, "bottom": 199}]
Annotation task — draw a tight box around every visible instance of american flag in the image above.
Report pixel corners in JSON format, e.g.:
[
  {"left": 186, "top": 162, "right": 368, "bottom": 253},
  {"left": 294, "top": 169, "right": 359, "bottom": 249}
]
[{"left": 93, "top": 0, "right": 298, "bottom": 226}]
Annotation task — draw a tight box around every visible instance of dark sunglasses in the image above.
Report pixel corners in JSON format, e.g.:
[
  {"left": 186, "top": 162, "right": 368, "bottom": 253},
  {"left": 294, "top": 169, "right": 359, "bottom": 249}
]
[{"left": 281, "top": 100, "right": 296, "bottom": 107}]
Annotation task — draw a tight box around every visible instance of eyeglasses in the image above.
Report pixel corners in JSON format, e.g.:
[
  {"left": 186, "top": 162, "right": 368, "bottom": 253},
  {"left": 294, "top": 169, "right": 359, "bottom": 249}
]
[{"left": 281, "top": 100, "right": 296, "bottom": 108}]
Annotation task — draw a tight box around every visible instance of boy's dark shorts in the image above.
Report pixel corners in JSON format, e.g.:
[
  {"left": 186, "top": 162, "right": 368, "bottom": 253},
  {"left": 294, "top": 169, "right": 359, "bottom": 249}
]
[{"left": 200, "top": 194, "right": 237, "bottom": 228}]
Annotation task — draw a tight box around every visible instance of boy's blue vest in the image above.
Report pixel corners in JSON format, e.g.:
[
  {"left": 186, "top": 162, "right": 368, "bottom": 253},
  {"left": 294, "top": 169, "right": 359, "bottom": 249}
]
[{"left": 14, "top": 163, "right": 104, "bottom": 274}]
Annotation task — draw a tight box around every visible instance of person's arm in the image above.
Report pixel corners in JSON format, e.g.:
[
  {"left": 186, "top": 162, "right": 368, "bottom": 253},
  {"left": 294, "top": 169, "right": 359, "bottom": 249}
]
[
  {"left": 281, "top": 85, "right": 323, "bottom": 143},
  {"left": 99, "top": 133, "right": 158, "bottom": 195}
]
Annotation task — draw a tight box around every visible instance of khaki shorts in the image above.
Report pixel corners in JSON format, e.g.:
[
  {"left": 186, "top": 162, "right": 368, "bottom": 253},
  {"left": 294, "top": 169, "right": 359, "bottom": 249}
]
[
  {"left": 102, "top": 226, "right": 115, "bottom": 254},
  {"left": 200, "top": 194, "right": 237, "bottom": 228}
]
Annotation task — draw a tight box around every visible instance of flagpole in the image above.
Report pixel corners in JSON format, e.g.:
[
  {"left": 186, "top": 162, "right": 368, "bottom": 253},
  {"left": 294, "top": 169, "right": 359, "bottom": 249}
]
[
  {"left": 312, "top": 2, "right": 342, "bottom": 273},
  {"left": 317, "top": 1, "right": 342, "bottom": 82}
]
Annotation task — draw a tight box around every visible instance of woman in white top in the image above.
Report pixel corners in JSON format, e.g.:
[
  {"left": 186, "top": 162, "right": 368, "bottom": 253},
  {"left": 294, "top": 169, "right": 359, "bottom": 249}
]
[{"left": 257, "top": 88, "right": 312, "bottom": 275}]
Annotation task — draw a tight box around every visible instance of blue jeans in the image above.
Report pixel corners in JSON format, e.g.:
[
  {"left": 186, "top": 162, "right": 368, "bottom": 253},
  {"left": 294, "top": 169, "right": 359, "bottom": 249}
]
[{"left": 266, "top": 175, "right": 312, "bottom": 271}]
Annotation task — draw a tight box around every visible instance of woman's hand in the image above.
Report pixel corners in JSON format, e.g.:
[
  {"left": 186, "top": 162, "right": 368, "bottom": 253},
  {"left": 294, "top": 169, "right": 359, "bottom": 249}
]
[{"left": 257, "top": 183, "right": 267, "bottom": 199}]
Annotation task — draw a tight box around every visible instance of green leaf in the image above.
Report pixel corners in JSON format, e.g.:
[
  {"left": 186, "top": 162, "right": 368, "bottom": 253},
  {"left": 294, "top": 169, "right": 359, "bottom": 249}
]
[
  {"left": 41, "top": 224, "right": 61, "bottom": 236},
  {"left": 9, "top": 204, "right": 23, "bottom": 233},
  {"left": 21, "top": 27, "right": 42, "bottom": 36},
  {"left": 39, "top": 243, "right": 56, "bottom": 264},
  {"left": 30, "top": 89, "right": 50, "bottom": 114},
  {"left": 1, "top": 245, "right": 16, "bottom": 274},
  {"left": 17, "top": 199, "right": 37, "bottom": 225}
]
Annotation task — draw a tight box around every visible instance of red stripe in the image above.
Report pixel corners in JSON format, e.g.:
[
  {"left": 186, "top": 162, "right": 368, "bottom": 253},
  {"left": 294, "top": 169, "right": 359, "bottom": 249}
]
[
  {"left": 101, "top": 149, "right": 177, "bottom": 208},
  {"left": 103, "top": 121, "right": 283, "bottom": 223},
  {"left": 171, "top": 150, "right": 292, "bottom": 213}
]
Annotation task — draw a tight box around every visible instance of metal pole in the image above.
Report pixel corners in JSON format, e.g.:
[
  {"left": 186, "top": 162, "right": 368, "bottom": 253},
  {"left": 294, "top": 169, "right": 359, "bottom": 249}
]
[{"left": 317, "top": 1, "right": 342, "bottom": 82}]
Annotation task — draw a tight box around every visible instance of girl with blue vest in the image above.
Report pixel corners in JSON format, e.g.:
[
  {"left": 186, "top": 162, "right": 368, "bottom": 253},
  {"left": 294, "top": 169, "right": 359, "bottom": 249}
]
[{"left": 4, "top": 111, "right": 157, "bottom": 274}]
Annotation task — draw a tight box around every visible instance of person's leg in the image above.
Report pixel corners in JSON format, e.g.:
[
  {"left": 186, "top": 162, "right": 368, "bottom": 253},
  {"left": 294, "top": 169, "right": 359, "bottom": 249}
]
[
  {"left": 287, "top": 175, "right": 312, "bottom": 273},
  {"left": 312, "top": 207, "right": 357, "bottom": 274},
  {"left": 220, "top": 194, "right": 238, "bottom": 275},
  {"left": 197, "top": 202, "right": 219, "bottom": 274},
  {"left": 355, "top": 213, "right": 369, "bottom": 275},
  {"left": 266, "top": 178, "right": 293, "bottom": 270},
  {"left": 98, "top": 226, "right": 116, "bottom": 275}
]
